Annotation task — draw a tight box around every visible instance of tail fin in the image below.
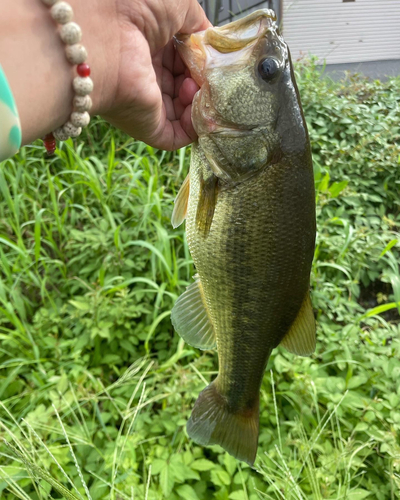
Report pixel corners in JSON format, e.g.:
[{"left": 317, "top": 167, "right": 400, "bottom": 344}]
[{"left": 187, "top": 381, "right": 259, "bottom": 466}]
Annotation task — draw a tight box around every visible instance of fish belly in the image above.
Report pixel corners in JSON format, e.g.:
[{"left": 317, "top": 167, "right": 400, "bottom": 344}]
[{"left": 186, "top": 143, "right": 316, "bottom": 411}]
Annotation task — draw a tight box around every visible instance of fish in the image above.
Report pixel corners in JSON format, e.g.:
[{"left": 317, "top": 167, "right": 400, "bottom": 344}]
[{"left": 171, "top": 9, "right": 316, "bottom": 466}]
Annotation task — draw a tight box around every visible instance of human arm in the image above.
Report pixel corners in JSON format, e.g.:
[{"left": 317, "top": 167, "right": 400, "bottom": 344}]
[{"left": 0, "top": 0, "right": 211, "bottom": 151}]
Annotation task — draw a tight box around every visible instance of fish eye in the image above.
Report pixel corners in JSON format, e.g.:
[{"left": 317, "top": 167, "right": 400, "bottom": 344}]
[{"left": 258, "top": 57, "right": 280, "bottom": 81}]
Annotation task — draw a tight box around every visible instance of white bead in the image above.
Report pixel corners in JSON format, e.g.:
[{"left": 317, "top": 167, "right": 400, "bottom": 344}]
[
  {"left": 41, "top": 0, "right": 59, "bottom": 5},
  {"left": 51, "top": 2, "right": 73, "bottom": 24},
  {"left": 60, "top": 22, "right": 82, "bottom": 45},
  {"left": 70, "top": 111, "right": 90, "bottom": 128},
  {"left": 53, "top": 127, "right": 70, "bottom": 141},
  {"left": 63, "top": 121, "right": 82, "bottom": 138},
  {"left": 65, "top": 44, "right": 87, "bottom": 64},
  {"left": 73, "top": 95, "right": 92, "bottom": 112},
  {"left": 73, "top": 76, "right": 93, "bottom": 96}
]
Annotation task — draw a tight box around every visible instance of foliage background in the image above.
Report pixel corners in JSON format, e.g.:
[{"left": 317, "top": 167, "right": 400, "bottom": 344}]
[{"left": 0, "top": 61, "right": 400, "bottom": 499}]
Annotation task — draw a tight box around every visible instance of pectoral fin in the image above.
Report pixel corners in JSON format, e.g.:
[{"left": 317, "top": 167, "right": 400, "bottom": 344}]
[
  {"left": 196, "top": 174, "right": 218, "bottom": 237},
  {"left": 171, "top": 174, "right": 190, "bottom": 228},
  {"left": 280, "top": 294, "right": 316, "bottom": 356},
  {"left": 171, "top": 275, "right": 216, "bottom": 350}
]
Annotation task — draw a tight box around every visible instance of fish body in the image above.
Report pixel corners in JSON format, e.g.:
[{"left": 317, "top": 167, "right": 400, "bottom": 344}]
[{"left": 171, "top": 10, "right": 316, "bottom": 465}]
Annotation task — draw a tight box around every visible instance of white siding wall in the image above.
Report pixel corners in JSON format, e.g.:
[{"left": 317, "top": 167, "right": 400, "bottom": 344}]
[{"left": 282, "top": 0, "right": 400, "bottom": 64}]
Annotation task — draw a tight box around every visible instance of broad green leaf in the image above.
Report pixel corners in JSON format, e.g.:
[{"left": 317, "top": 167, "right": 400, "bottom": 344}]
[
  {"left": 211, "top": 469, "right": 232, "bottom": 486},
  {"left": 318, "top": 171, "right": 330, "bottom": 192},
  {"left": 176, "top": 485, "right": 199, "bottom": 500},
  {"left": 160, "top": 464, "right": 174, "bottom": 497},
  {"left": 169, "top": 461, "right": 200, "bottom": 482},
  {"left": 190, "top": 459, "right": 215, "bottom": 471},
  {"left": 151, "top": 459, "right": 167, "bottom": 475},
  {"left": 347, "top": 489, "right": 371, "bottom": 499},
  {"left": 329, "top": 180, "right": 349, "bottom": 198},
  {"left": 229, "top": 492, "right": 247, "bottom": 500},
  {"left": 347, "top": 375, "right": 368, "bottom": 390},
  {"left": 388, "top": 394, "right": 400, "bottom": 408},
  {"left": 224, "top": 453, "right": 237, "bottom": 476},
  {"left": 69, "top": 299, "right": 91, "bottom": 311}
]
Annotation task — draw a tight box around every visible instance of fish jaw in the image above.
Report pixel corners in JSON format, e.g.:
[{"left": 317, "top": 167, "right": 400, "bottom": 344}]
[
  {"left": 174, "top": 8, "right": 278, "bottom": 86},
  {"left": 174, "top": 32, "right": 207, "bottom": 86},
  {"left": 190, "top": 85, "right": 250, "bottom": 138}
]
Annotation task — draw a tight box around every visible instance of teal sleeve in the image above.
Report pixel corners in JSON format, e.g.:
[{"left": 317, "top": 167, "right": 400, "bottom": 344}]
[{"left": 0, "top": 65, "right": 22, "bottom": 162}]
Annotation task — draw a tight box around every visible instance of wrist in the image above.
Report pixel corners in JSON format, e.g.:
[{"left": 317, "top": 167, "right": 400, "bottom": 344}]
[{"left": 68, "top": 0, "right": 120, "bottom": 117}]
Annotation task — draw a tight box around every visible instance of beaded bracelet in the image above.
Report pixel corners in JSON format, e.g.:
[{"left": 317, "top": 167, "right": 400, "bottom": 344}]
[{"left": 40, "top": 0, "right": 93, "bottom": 155}]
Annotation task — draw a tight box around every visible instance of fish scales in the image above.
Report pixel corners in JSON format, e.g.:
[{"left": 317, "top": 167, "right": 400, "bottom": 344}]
[
  {"left": 187, "top": 145, "right": 315, "bottom": 406},
  {"left": 171, "top": 9, "right": 316, "bottom": 465}
]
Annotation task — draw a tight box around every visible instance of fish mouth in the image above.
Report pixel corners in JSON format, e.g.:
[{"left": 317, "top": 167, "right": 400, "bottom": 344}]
[
  {"left": 174, "top": 9, "right": 277, "bottom": 86},
  {"left": 207, "top": 125, "right": 255, "bottom": 137},
  {"left": 193, "top": 100, "right": 262, "bottom": 138},
  {"left": 190, "top": 84, "right": 257, "bottom": 137},
  {"left": 174, "top": 32, "right": 207, "bottom": 86}
]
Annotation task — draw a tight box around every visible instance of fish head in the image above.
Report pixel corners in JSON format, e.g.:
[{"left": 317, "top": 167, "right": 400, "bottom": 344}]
[{"left": 175, "top": 10, "right": 309, "bottom": 182}]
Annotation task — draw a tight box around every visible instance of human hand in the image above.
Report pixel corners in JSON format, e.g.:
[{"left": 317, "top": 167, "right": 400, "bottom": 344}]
[
  {"left": 0, "top": 0, "right": 210, "bottom": 150},
  {"left": 97, "top": 0, "right": 211, "bottom": 150}
]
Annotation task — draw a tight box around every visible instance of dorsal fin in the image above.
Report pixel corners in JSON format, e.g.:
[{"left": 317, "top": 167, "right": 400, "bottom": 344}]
[
  {"left": 171, "top": 174, "right": 190, "bottom": 228},
  {"left": 171, "top": 275, "right": 216, "bottom": 350},
  {"left": 280, "top": 293, "right": 316, "bottom": 356}
]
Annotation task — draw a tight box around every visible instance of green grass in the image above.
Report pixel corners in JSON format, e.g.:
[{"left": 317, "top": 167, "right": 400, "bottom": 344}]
[{"left": 0, "top": 60, "right": 400, "bottom": 499}]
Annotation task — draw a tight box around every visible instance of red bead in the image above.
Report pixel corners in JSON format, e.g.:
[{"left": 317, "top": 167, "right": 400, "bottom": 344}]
[
  {"left": 77, "top": 63, "right": 91, "bottom": 77},
  {"left": 43, "top": 133, "right": 56, "bottom": 156}
]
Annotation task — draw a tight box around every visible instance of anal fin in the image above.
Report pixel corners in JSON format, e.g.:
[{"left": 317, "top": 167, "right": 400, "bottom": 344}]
[
  {"left": 171, "top": 174, "right": 190, "bottom": 228},
  {"left": 171, "top": 275, "right": 216, "bottom": 350},
  {"left": 280, "top": 293, "right": 316, "bottom": 356}
]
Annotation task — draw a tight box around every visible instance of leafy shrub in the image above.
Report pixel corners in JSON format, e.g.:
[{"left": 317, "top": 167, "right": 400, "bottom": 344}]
[{"left": 0, "top": 61, "right": 399, "bottom": 499}]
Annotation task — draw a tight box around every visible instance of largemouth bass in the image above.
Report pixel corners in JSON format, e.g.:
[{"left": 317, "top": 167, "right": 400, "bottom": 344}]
[{"left": 171, "top": 9, "right": 316, "bottom": 466}]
